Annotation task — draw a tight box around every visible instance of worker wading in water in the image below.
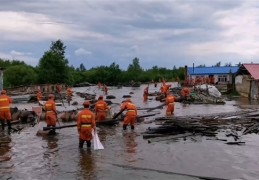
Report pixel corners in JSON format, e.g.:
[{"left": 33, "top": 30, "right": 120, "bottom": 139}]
[
  {"left": 143, "top": 85, "right": 149, "bottom": 102},
  {"left": 166, "top": 93, "right": 175, "bottom": 116},
  {"left": 37, "top": 90, "right": 43, "bottom": 103},
  {"left": 0, "top": 90, "right": 12, "bottom": 131},
  {"left": 103, "top": 84, "right": 108, "bottom": 95},
  {"left": 77, "top": 101, "right": 96, "bottom": 149},
  {"left": 44, "top": 94, "right": 57, "bottom": 135},
  {"left": 95, "top": 95, "right": 109, "bottom": 122},
  {"left": 66, "top": 86, "right": 73, "bottom": 106},
  {"left": 120, "top": 98, "right": 138, "bottom": 130},
  {"left": 181, "top": 87, "right": 191, "bottom": 101}
]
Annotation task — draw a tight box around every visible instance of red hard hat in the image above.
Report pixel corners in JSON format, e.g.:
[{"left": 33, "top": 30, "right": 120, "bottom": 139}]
[
  {"left": 98, "top": 95, "right": 103, "bottom": 99},
  {"left": 1, "top": 90, "right": 6, "bottom": 94}
]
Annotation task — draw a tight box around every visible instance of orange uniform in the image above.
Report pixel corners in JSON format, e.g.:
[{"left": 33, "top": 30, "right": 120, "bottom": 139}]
[
  {"left": 77, "top": 105, "right": 96, "bottom": 148},
  {"left": 0, "top": 90, "right": 12, "bottom": 130},
  {"left": 57, "top": 84, "right": 62, "bottom": 93},
  {"left": 103, "top": 84, "right": 108, "bottom": 95},
  {"left": 121, "top": 99, "right": 138, "bottom": 130},
  {"left": 166, "top": 94, "right": 175, "bottom": 116},
  {"left": 181, "top": 88, "right": 191, "bottom": 100},
  {"left": 67, "top": 87, "right": 73, "bottom": 105},
  {"left": 95, "top": 99, "right": 109, "bottom": 122},
  {"left": 143, "top": 86, "right": 149, "bottom": 102},
  {"left": 98, "top": 82, "right": 101, "bottom": 89},
  {"left": 44, "top": 96, "right": 57, "bottom": 127},
  {"left": 37, "top": 91, "right": 43, "bottom": 102}
]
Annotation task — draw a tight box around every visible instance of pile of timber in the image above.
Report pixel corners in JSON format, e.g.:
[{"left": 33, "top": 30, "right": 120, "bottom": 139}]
[
  {"left": 143, "top": 110, "right": 259, "bottom": 144},
  {"left": 169, "top": 87, "right": 225, "bottom": 104}
]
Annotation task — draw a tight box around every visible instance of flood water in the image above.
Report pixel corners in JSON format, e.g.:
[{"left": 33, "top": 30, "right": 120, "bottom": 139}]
[{"left": 1, "top": 83, "right": 259, "bottom": 180}]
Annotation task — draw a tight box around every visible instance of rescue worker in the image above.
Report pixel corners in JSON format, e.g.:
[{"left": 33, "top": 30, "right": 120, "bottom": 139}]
[
  {"left": 0, "top": 90, "right": 12, "bottom": 130},
  {"left": 120, "top": 98, "right": 138, "bottom": 130},
  {"left": 143, "top": 85, "right": 149, "bottom": 102},
  {"left": 37, "top": 90, "right": 43, "bottom": 102},
  {"left": 166, "top": 93, "right": 175, "bottom": 116},
  {"left": 56, "top": 84, "right": 62, "bottom": 93},
  {"left": 77, "top": 101, "right": 96, "bottom": 149},
  {"left": 44, "top": 94, "right": 57, "bottom": 134},
  {"left": 98, "top": 82, "right": 101, "bottom": 90},
  {"left": 66, "top": 86, "right": 73, "bottom": 106},
  {"left": 181, "top": 87, "right": 191, "bottom": 101},
  {"left": 103, "top": 84, "right": 108, "bottom": 95},
  {"left": 95, "top": 95, "right": 109, "bottom": 122}
]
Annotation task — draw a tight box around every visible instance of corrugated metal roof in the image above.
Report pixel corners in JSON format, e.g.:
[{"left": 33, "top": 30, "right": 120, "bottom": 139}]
[
  {"left": 188, "top": 66, "right": 239, "bottom": 75},
  {"left": 243, "top": 64, "right": 259, "bottom": 80}
]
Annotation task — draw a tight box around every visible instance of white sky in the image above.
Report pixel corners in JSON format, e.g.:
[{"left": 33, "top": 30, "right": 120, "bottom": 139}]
[{"left": 0, "top": 0, "right": 258, "bottom": 70}]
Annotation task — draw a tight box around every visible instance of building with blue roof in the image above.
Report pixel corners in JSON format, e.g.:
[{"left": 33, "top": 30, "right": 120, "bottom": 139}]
[{"left": 187, "top": 66, "right": 239, "bottom": 85}]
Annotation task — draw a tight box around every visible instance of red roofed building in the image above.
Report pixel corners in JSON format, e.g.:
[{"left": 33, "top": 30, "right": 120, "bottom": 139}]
[{"left": 235, "top": 64, "right": 259, "bottom": 99}]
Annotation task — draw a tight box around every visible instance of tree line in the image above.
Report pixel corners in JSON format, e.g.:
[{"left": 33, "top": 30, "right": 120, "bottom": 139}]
[{"left": 2, "top": 40, "right": 187, "bottom": 88}]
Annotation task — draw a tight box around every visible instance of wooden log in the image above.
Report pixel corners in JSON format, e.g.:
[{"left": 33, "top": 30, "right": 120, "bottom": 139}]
[
  {"left": 147, "top": 103, "right": 166, "bottom": 112},
  {"left": 142, "top": 134, "right": 167, "bottom": 139},
  {"left": 112, "top": 108, "right": 125, "bottom": 119},
  {"left": 147, "top": 133, "right": 193, "bottom": 143},
  {"left": 226, "top": 142, "right": 245, "bottom": 145}
]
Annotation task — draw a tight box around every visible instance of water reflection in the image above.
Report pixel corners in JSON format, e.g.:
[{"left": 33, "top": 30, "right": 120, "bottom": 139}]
[
  {"left": 1, "top": 85, "right": 259, "bottom": 180},
  {"left": 123, "top": 132, "right": 138, "bottom": 163},
  {"left": 78, "top": 149, "right": 96, "bottom": 180},
  {"left": 0, "top": 132, "right": 13, "bottom": 179}
]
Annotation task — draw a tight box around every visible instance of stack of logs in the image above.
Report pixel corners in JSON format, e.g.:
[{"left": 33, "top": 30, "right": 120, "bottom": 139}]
[{"left": 143, "top": 110, "right": 259, "bottom": 145}]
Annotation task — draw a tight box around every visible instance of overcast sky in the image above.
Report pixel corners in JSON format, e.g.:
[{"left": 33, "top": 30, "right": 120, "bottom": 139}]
[{"left": 0, "top": 0, "right": 258, "bottom": 70}]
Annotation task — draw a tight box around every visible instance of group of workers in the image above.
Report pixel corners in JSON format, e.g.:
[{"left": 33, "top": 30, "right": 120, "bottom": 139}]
[
  {"left": 36, "top": 85, "right": 74, "bottom": 106},
  {"left": 0, "top": 80, "right": 191, "bottom": 149}
]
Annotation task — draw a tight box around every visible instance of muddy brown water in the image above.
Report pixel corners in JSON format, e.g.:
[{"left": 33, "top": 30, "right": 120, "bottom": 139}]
[{"left": 1, "top": 83, "right": 259, "bottom": 180}]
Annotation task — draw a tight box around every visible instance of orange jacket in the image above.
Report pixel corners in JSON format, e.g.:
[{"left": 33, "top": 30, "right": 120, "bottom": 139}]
[
  {"left": 44, "top": 99, "right": 57, "bottom": 114},
  {"left": 77, "top": 109, "right": 96, "bottom": 131},
  {"left": 57, "top": 85, "right": 62, "bottom": 93},
  {"left": 95, "top": 100, "right": 109, "bottom": 112},
  {"left": 121, "top": 102, "right": 137, "bottom": 116},
  {"left": 181, "top": 88, "right": 191, "bottom": 97},
  {"left": 0, "top": 94, "right": 12, "bottom": 112},
  {"left": 143, "top": 87, "right": 149, "bottom": 95},
  {"left": 166, "top": 95, "right": 175, "bottom": 105},
  {"left": 67, "top": 88, "right": 73, "bottom": 96},
  {"left": 37, "top": 91, "right": 43, "bottom": 101}
]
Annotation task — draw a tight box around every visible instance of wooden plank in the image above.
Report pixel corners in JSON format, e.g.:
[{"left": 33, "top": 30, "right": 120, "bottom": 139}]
[{"left": 147, "top": 133, "right": 193, "bottom": 143}]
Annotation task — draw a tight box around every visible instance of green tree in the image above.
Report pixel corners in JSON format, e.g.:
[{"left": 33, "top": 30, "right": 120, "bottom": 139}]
[
  {"left": 37, "top": 40, "right": 70, "bottom": 84},
  {"left": 4, "top": 65, "right": 37, "bottom": 87}
]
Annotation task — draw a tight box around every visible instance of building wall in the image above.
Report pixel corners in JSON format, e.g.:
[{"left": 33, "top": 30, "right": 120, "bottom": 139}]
[
  {"left": 235, "top": 75, "right": 250, "bottom": 98},
  {"left": 250, "top": 80, "right": 259, "bottom": 100},
  {"left": 189, "top": 74, "right": 232, "bottom": 84}
]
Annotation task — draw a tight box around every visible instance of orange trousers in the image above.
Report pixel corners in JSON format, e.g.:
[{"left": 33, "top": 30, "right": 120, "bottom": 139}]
[
  {"left": 0, "top": 111, "right": 12, "bottom": 121},
  {"left": 123, "top": 115, "right": 137, "bottom": 126},
  {"left": 96, "top": 112, "right": 107, "bottom": 122},
  {"left": 46, "top": 112, "right": 57, "bottom": 126},
  {"left": 166, "top": 104, "right": 174, "bottom": 116},
  {"left": 80, "top": 126, "right": 93, "bottom": 141}
]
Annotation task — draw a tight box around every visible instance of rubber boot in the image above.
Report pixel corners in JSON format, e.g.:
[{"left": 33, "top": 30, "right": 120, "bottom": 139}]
[
  {"left": 123, "top": 124, "right": 127, "bottom": 130},
  {"left": 7, "top": 121, "right": 11, "bottom": 130},
  {"left": 79, "top": 139, "right": 84, "bottom": 148},
  {"left": 131, "top": 125, "right": 134, "bottom": 130},
  {"left": 1, "top": 121, "right": 5, "bottom": 130},
  {"left": 86, "top": 141, "right": 91, "bottom": 149}
]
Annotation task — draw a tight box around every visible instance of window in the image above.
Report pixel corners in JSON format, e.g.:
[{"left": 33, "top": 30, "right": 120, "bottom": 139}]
[{"left": 218, "top": 75, "right": 227, "bottom": 83}]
